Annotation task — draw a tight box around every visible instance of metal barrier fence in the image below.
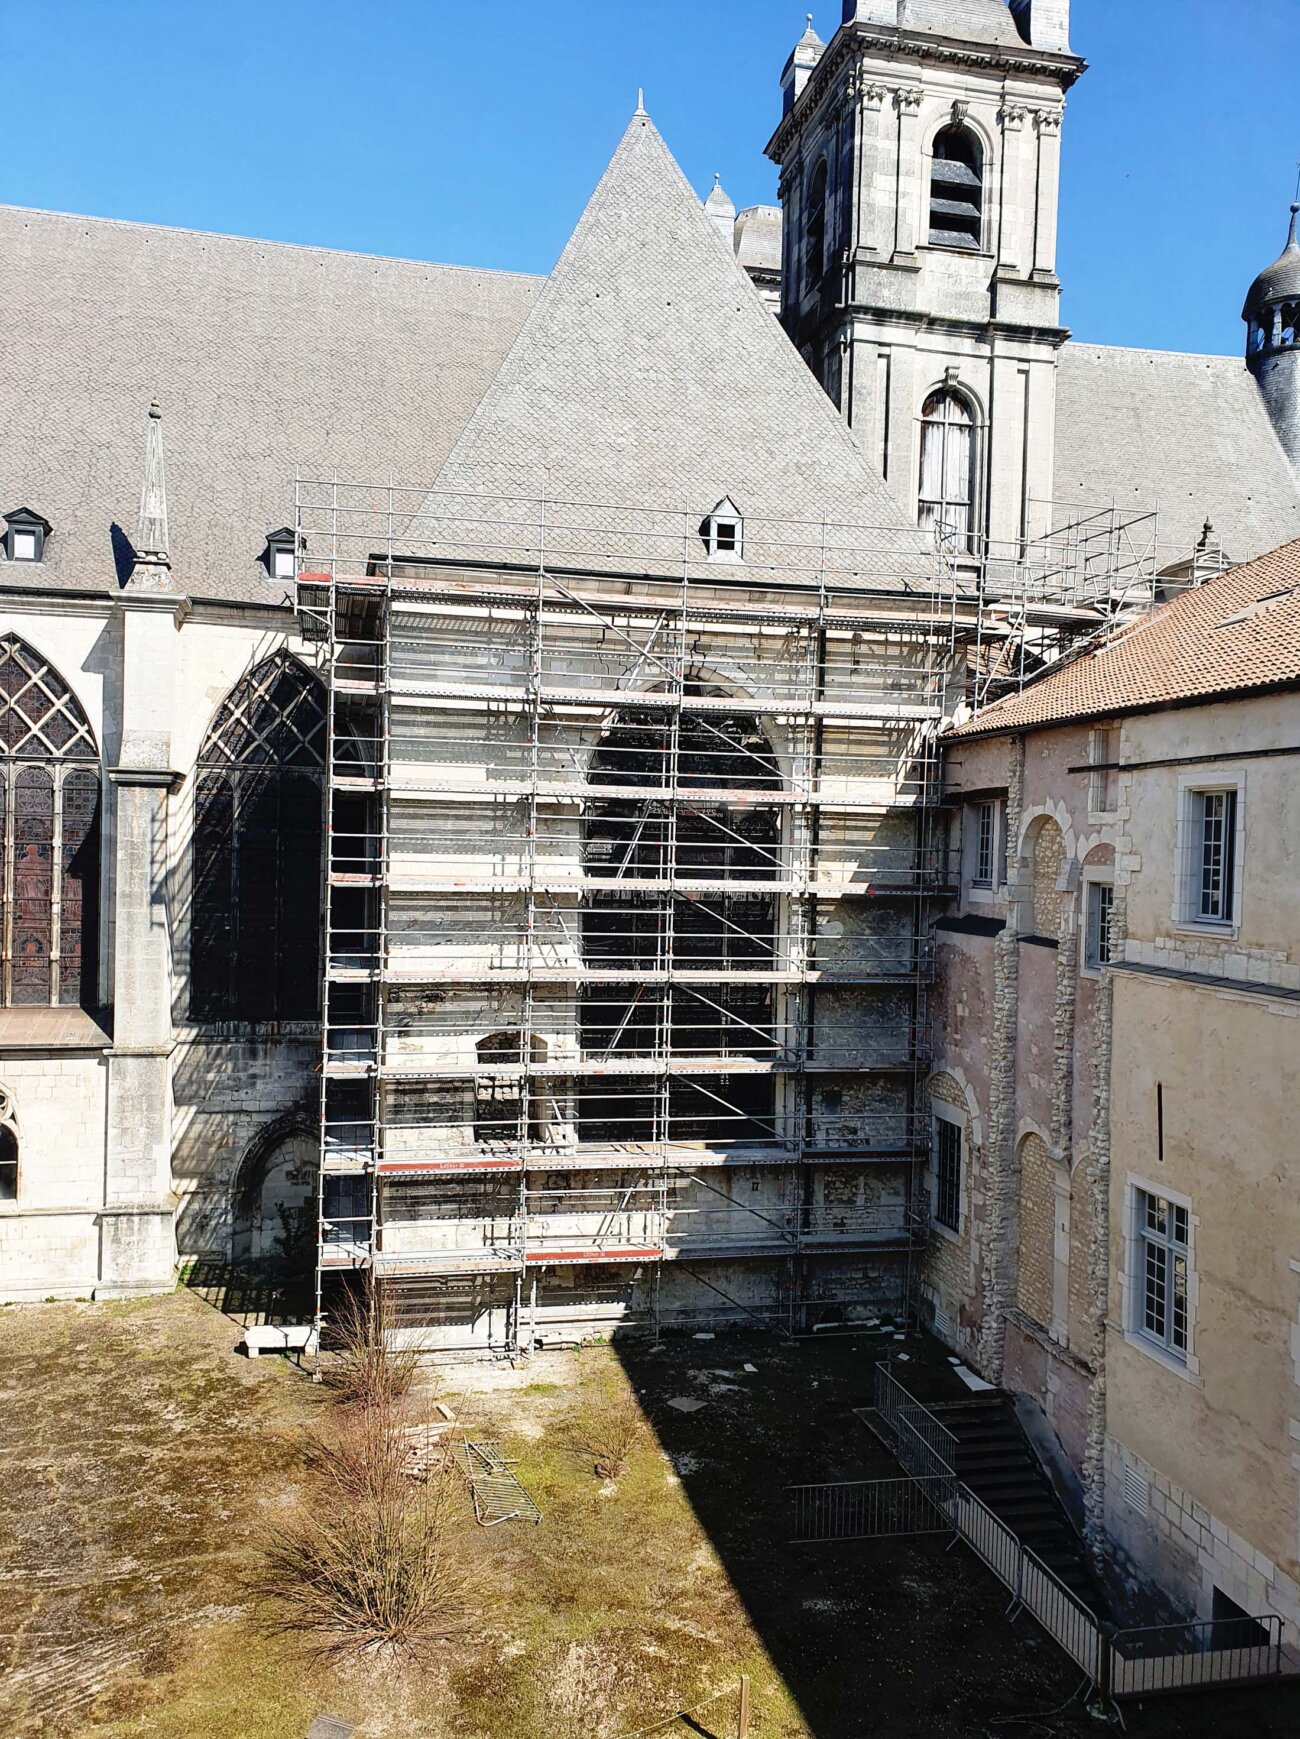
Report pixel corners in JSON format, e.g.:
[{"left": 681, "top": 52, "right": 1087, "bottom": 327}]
[
  {"left": 874, "top": 1364, "right": 958, "bottom": 1483},
  {"left": 790, "top": 1476, "right": 956, "bottom": 1543},
  {"left": 857, "top": 1363, "right": 1287, "bottom": 1703},
  {"left": 1107, "top": 1616, "right": 1284, "bottom": 1698}
]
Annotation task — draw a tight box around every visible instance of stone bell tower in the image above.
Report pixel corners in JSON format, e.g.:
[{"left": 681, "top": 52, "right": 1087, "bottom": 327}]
[
  {"left": 1244, "top": 203, "right": 1300, "bottom": 474},
  {"left": 766, "top": 2, "right": 1084, "bottom": 552}
]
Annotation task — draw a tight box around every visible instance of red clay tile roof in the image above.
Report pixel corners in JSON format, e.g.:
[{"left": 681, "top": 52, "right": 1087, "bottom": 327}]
[{"left": 945, "top": 537, "right": 1300, "bottom": 739}]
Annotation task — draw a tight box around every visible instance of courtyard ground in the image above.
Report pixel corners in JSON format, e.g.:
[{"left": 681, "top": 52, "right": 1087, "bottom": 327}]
[{"left": 0, "top": 1287, "right": 1296, "bottom": 1737}]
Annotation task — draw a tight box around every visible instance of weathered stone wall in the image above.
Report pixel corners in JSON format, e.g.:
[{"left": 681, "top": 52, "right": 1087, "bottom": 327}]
[{"left": 1015, "top": 1133, "right": 1055, "bottom": 1328}]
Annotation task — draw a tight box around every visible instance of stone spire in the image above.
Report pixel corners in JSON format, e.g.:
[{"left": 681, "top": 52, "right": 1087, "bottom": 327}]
[
  {"left": 703, "top": 173, "right": 737, "bottom": 244},
  {"left": 780, "top": 13, "right": 824, "bottom": 114},
  {"left": 130, "top": 400, "right": 176, "bottom": 590}
]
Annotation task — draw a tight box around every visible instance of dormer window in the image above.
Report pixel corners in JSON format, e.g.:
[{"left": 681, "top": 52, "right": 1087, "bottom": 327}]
[
  {"left": 263, "top": 528, "right": 296, "bottom": 582},
  {"left": 703, "top": 497, "right": 744, "bottom": 562},
  {"left": 4, "top": 509, "right": 51, "bottom": 564}
]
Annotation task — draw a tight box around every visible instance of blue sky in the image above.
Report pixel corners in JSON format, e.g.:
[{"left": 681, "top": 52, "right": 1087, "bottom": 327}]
[{"left": 6, "top": 1, "right": 1295, "bottom": 357}]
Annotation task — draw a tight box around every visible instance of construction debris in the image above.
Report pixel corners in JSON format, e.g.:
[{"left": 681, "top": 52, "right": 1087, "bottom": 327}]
[{"left": 457, "top": 1439, "right": 542, "bottom": 1526}]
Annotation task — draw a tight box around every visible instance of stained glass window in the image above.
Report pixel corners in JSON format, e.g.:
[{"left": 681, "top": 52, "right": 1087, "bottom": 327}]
[
  {"left": 0, "top": 638, "right": 101, "bottom": 1009},
  {"left": 191, "top": 653, "right": 325, "bottom": 1021}
]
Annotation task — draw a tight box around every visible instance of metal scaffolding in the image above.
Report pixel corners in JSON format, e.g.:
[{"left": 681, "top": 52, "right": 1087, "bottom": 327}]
[{"left": 296, "top": 480, "right": 1154, "bottom": 1355}]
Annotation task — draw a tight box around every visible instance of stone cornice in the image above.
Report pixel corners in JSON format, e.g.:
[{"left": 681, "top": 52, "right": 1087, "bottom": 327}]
[{"left": 766, "top": 25, "right": 1084, "bottom": 163}]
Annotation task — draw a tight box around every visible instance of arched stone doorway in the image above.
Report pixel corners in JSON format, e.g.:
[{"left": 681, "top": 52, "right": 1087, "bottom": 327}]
[{"left": 231, "top": 1108, "right": 318, "bottom": 1268}]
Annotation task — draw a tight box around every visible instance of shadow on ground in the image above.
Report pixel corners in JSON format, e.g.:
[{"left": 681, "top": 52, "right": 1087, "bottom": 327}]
[
  {"left": 181, "top": 1257, "right": 312, "bottom": 1327},
  {"left": 615, "top": 1326, "right": 1300, "bottom": 1739}
]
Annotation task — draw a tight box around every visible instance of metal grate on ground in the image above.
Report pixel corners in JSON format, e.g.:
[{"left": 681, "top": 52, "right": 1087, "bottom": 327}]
[{"left": 458, "top": 1438, "right": 542, "bottom": 1526}]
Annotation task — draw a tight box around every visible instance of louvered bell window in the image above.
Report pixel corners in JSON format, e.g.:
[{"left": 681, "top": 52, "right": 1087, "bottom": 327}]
[{"left": 929, "top": 128, "right": 983, "bottom": 251}]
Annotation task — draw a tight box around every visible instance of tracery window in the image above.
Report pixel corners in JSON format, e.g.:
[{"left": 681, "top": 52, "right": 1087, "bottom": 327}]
[
  {"left": 0, "top": 637, "right": 100, "bottom": 1009},
  {"left": 918, "top": 390, "right": 977, "bottom": 552},
  {"left": 190, "top": 652, "right": 325, "bottom": 1021}
]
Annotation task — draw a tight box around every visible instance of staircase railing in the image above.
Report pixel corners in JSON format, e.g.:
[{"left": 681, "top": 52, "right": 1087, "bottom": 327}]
[{"left": 857, "top": 1364, "right": 1286, "bottom": 1703}]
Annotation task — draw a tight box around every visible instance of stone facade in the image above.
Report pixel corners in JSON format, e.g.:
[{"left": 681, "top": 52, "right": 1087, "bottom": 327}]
[
  {"left": 0, "top": 580, "right": 319, "bottom": 1302},
  {"left": 766, "top": 2, "right": 1081, "bottom": 549}
]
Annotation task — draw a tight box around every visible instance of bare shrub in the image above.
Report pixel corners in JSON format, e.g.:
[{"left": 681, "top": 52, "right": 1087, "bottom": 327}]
[
  {"left": 321, "top": 1278, "right": 419, "bottom": 1412},
  {"left": 259, "top": 1412, "right": 477, "bottom": 1658},
  {"left": 574, "top": 1389, "right": 648, "bottom": 1480}
]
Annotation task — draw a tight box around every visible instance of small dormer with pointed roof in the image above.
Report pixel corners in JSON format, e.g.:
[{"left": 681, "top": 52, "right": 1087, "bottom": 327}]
[{"left": 1245, "top": 204, "right": 1300, "bottom": 472}]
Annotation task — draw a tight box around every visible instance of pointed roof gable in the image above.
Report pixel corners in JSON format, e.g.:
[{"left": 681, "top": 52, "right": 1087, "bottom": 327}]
[{"left": 414, "top": 113, "right": 929, "bottom": 587}]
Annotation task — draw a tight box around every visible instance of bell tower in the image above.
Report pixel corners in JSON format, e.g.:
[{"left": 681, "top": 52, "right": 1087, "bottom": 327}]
[
  {"left": 766, "top": 1, "right": 1084, "bottom": 552},
  {"left": 1244, "top": 204, "right": 1300, "bottom": 474}
]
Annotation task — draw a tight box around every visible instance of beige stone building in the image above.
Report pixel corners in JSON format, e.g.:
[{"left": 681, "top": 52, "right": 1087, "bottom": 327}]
[{"left": 935, "top": 539, "right": 1300, "bottom": 1633}]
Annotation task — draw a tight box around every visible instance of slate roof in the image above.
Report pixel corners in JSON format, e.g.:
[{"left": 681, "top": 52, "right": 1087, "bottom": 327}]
[
  {"left": 1053, "top": 343, "right": 1300, "bottom": 571},
  {"left": 945, "top": 536, "right": 1300, "bottom": 739},
  {"left": 412, "top": 113, "right": 930, "bottom": 589},
  {"left": 894, "top": 0, "right": 1024, "bottom": 46},
  {"left": 0, "top": 205, "right": 540, "bottom": 605}
]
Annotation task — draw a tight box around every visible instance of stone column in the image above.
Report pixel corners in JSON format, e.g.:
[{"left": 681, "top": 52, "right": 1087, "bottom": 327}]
[
  {"left": 1030, "top": 108, "right": 1064, "bottom": 281},
  {"left": 892, "top": 87, "right": 924, "bottom": 262},
  {"left": 98, "top": 588, "right": 187, "bottom": 1295},
  {"left": 994, "top": 104, "right": 1031, "bottom": 277}
]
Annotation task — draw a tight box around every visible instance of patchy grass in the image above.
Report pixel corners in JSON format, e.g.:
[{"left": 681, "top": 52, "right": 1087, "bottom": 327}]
[{"left": 3, "top": 1294, "right": 1297, "bottom": 1738}]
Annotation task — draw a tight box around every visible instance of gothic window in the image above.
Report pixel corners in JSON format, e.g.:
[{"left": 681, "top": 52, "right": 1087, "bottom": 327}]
[
  {"left": 0, "top": 637, "right": 100, "bottom": 1009},
  {"left": 929, "top": 126, "right": 984, "bottom": 251},
  {"left": 805, "top": 158, "right": 829, "bottom": 288},
  {"left": 0, "top": 1086, "right": 17, "bottom": 1200},
  {"left": 191, "top": 652, "right": 325, "bottom": 1021},
  {"left": 918, "top": 390, "right": 977, "bottom": 551}
]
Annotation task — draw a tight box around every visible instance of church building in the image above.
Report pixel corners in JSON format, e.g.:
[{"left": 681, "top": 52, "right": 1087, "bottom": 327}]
[{"left": 0, "top": 0, "right": 1297, "bottom": 1382}]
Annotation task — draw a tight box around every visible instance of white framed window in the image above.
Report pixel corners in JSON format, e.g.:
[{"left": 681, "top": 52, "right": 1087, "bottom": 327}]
[
  {"left": 931, "top": 1105, "right": 963, "bottom": 1236},
  {"left": 974, "top": 801, "right": 995, "bottom": 886},
  {"left": 1088, "top": 726, "right": 1119, "bottom": 816},
  {"left": 703, "top": 496, "right": 743, "bottom": 562},
  {"left": 1176, "top": 773, "right": 1244, "bottom": 930},
  {"left": 1083, "top": 876, "right": 1114, "bottom": 973},
  {"left": 1133, "top": 1186, "right": 1191, "bottom": 1361},
  {"left": 964, "top": 797, "right": 1003, "bottom": 897},
  {"left": 264, "top": 527, "right": 296, "bottom": 583}
]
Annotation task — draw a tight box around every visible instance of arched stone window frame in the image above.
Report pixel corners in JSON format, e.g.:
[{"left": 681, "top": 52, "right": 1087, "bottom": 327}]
[
  {"left": 925, "top": 115, "right": 991, "bottom": 253},
  {"left": 189, "top": 650, "right": 326, "bottom": 1022},
  {"left": 917, "top": 382, "right": 984, "bottom": 555},
  {"left": 0, "top": 635, "right": 101, "bottom": 1010}
]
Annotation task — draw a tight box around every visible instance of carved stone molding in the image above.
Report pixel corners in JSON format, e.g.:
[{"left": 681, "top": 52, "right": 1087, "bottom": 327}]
[
  {"left": 1034, "top": 108, "right": 1063, "bottom": 135},
  {"left": 863, "top": 81, "right": 890, "bottom": 110},
  {"left": 893, "top": 86, "right": 923, "bottom": 115},
  {"left": 999, "top": 104, "right": 1029, "bottom": 131}
]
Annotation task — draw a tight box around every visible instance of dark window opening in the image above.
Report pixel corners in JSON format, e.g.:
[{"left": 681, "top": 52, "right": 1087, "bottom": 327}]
[
  {"left": 0, "top": 1124, "right": 16, "bottom": 1200},
  {"left": 929, "top": 127, "right": 983, "bottom": 251},
  {"left": 190, "top": 652, "right": 325, "bottom": 1021},
  {"left": 805, "top": 158, "right": 829, "bottom": 287},
  {"left": 0, "top": 637, "right": 101, "bottom": 1010},
  {"left": 935, "top": 1117, "right": 961, "bottom": 1231}
]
